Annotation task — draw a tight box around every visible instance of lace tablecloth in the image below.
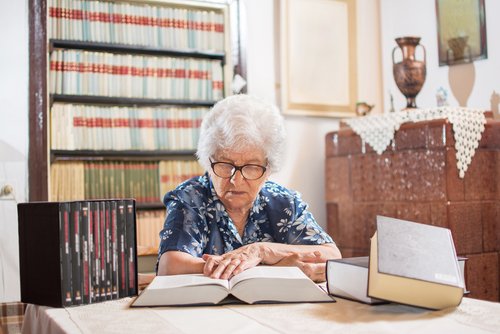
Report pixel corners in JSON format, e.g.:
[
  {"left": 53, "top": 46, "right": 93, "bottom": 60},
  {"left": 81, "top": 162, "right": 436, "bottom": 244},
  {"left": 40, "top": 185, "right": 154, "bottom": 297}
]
[
  {"left": 22, "top": 297, "right": 500, "bottom": 334},
  {"left": 343, "top": 107, "right": 486, "bottom": 178}
]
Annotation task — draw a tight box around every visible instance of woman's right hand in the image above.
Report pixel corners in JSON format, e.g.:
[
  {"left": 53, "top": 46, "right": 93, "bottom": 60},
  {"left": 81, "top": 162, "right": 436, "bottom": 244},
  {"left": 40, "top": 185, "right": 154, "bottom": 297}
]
[{"left": 202, "top": 243, "right": 264, "bottom": 279}]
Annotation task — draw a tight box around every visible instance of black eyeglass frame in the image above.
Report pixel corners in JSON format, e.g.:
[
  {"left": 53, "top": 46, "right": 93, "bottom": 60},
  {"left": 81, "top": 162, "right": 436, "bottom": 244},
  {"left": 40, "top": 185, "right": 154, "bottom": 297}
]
[{"left": 209, "top": 158, "right": 268, "bottom": 180}]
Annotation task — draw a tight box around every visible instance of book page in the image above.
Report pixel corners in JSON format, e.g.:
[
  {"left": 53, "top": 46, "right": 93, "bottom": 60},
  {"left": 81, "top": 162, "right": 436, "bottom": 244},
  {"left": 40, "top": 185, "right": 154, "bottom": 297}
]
[
  {"left": 228, "top": 266, "right": 333, "bottom": 304},
  {"left": 228, "top": 266, "right": 305, "bottom": 289},
  {"left": 132, "top": 275, "right": 230, "bottom": 307},
  {"left": 148, "top": 274, "right": 229, "bottom": 290}
]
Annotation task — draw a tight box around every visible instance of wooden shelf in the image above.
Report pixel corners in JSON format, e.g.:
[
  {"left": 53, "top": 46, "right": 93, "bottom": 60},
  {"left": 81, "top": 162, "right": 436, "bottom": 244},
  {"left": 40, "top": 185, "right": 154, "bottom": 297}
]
[
  {"left": 51, "top": 94, "right": 217, "bottom": 107},
  {"left": 136, "top": 202, "right": 164, "bottom": 210},
  {"left": 50, "top": 39, "right": 226, "bottom": 64},
  {"left": 51, "top": 149, "right": 197, "bottom": 162}
]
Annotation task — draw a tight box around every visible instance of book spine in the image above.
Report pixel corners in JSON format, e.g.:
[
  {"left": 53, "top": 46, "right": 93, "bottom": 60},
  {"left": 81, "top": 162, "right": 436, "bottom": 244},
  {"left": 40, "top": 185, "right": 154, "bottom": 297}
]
[
  {"left": 92, "top": 201, "right": 102, "bottom": 302},
  {"left": 70, "top": 201, "right": 82, "bottom": 305},
  {"left": 110, "top": 200, "right": 119, "bottom": 299},
  {"left": 80, "top": 201, "right": 91, "bottom": 304},
  {"left": 117, "top": 200, "right": 127, "bottom": 298},
  {"left": 88, "top": 200, "right": 95, "bottom": 303},
  {"left": 105, "top": 201, "right": 112, "bottom": 300},
  {"left": 99, "top": 201, "right": 107, "bottom": 301},
  {"left": 59, "top": 202, "right": 73, "bottom": 306},
  {"left": 125, "top": 200, "right": 137, "bottom": 296}
]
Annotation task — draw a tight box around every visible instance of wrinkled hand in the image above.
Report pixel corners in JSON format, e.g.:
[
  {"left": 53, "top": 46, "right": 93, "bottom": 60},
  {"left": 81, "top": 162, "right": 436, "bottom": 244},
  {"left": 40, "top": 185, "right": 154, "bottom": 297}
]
[
  {"left": 202, "top": 244, "right": 263, "bottom": 279},
  {"left": 274, "top": 251, "right": 327, "bottom": 282}
]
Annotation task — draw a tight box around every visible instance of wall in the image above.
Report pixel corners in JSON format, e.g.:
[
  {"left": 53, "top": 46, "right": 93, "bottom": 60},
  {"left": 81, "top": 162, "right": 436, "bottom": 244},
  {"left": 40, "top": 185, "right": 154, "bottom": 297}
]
[
  {"left": 242, "top": 0, "right": 383, "bottom": 229},
  {"left": 0, "top": 1, "right": 28, "bottom": 302},
  {"left": 380, "top": 0, "right": 500, "bottom": 111}
]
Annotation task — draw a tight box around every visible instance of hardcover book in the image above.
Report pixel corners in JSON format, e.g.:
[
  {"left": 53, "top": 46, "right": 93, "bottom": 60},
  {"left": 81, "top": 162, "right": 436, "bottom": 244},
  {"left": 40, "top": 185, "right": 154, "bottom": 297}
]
[
  {"left": 131, "top": 266, "right": 334, "bottom": 307},
  {"left": 368, "top": 216, "right": 465, "bottom": 310},
  {"left": 326, "top": 257, "right": 385, "bottom": 304}
]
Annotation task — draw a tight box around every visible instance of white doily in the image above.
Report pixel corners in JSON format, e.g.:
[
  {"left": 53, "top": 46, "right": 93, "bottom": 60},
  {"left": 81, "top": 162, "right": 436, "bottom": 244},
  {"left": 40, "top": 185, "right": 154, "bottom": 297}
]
[{"left": 343, "top": 107, "right": 486, "bottom": 178}]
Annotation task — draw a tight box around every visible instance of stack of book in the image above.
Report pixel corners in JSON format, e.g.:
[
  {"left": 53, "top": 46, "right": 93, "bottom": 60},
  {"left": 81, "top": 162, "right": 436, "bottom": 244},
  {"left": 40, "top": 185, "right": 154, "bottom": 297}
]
[
  {"left": 18, "top": 199, "right": 137, "bottom": 307},
  {"left": 326, "top": 216, "right": 466, "bottom": 310}
]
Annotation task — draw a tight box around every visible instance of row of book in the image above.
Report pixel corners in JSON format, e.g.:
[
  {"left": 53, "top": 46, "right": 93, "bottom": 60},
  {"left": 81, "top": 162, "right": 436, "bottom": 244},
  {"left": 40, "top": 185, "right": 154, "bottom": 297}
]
[
  {"left": 48, "top": 0, "right": 225, "bottom": 51},
  {"left": 51, "top": 103, "right": 208, "bottom": 150},
  {"left": 18, "top": 199, "right": 137, "bottom": 307},
  {"left": 49, "top": 49, "right": 224, "bottom": 100},
  {"left": 136, "top": 210, "right": 165, "bottom": 256},
  {"left": 50, "top": 160, "right": 204, "bottom": 203}
]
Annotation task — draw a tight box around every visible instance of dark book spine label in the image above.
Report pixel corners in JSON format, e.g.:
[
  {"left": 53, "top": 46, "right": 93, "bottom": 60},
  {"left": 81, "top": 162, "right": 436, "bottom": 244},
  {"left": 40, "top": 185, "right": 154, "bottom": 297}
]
[
  {"left": 105, "top": 201, "right": 112, "bottom": 300},
  {"left": 126, "top": 200, "right": 137, "bottom": 296},
  {"left": 60, "top": 203, "right": 73, "bottom": 306},
  {"left": 81, "top": 202, "right": 91, "bottom": 304},
  {"left": 117, "top": 201, "right": 127, "bottom": 298},
  {"left": 88, "top": 201, "right": 96, "bottom": 303},
  {"left": 99, "top": 201, "right": 106, "bottom": 301},
  {"left": 111, "top": 201, "right": 119, "bottom": 299},
  {"left": 70, "top": 202, "right": 82, "bottom": 305},
  {"left": 92, "top": 201, "right": 102, "bottom": 302}
]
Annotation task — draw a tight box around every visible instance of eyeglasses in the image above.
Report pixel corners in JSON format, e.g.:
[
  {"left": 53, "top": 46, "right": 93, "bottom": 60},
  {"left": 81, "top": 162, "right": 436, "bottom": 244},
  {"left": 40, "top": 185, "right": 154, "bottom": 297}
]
[{"left": 209, "top": 158, "right": 267, "bottom": 180}]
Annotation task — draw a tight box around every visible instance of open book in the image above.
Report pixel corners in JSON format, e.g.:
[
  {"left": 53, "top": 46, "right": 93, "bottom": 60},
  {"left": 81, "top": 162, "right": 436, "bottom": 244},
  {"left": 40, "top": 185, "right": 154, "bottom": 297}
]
[{"left": 131, "top": 266, "right": 334, "bottom": 306}]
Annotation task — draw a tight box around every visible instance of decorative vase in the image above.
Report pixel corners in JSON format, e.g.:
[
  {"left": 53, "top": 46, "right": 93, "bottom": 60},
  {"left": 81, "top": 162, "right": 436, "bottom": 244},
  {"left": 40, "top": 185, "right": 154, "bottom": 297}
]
[{"left": 392, "top": 36, "right": 426, "bottom": 109}]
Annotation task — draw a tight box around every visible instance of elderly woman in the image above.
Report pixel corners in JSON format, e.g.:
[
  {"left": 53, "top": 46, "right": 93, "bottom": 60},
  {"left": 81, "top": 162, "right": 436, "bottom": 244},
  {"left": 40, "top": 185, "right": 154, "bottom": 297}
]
[{"left": 157, "top": 94, "right": 341, "bottom": 282}]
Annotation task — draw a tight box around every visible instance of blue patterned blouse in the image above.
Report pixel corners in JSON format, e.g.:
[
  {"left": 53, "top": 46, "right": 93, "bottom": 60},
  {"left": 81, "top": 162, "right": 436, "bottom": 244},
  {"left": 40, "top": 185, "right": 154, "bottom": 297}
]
[{"left": 158, "top": 173, "right": 334, "bottom": 266}]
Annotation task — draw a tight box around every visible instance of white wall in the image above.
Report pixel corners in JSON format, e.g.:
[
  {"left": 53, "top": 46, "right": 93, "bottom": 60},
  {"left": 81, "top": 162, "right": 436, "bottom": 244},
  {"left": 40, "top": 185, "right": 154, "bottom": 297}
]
[
  {"left": 0, "top": 1, "right": 29, "bottom": 302},
  {"left": 380, "top": 0, "right": 500, "bottom": 111},
  {"left": 242, "top": 0, "right": 382, "bottom": 228}
]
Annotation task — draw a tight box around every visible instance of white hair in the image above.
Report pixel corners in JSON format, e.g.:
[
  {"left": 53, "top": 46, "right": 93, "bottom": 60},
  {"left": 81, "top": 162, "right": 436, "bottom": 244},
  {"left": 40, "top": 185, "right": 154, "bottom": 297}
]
[{"left": 196, "top": 94, "right": 286, "bottom": 173}]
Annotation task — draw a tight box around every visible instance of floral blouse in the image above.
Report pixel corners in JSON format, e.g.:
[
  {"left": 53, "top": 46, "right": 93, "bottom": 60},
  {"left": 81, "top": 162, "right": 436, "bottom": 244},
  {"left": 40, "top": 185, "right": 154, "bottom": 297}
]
[{"left": 157, "top": 173, "right": 334, "bottom": 266}]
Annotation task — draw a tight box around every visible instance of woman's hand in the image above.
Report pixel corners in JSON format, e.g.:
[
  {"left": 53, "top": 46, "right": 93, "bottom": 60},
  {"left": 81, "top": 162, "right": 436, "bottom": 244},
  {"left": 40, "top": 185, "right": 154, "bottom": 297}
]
[
  {"left": 274, "top": 251, "right": 327, "bottom": 282},
  {"left": 202, "top": 243, "right": 265, "bottom": 279}
]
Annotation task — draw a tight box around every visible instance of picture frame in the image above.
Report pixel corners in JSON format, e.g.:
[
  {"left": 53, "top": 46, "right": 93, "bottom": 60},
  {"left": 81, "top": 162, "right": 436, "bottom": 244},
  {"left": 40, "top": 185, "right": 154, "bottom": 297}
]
[
  {"left": 436, "top": 0, "right": 488, "bottom": 66},
  {"left": 276, "top": 0, "right": 357, "bottom": 117}
]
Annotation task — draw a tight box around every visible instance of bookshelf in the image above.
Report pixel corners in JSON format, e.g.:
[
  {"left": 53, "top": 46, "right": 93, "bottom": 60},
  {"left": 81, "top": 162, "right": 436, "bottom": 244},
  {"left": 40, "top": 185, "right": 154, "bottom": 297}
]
[{"left": 29, "top": 0, "right": 233, "bottom": 267}]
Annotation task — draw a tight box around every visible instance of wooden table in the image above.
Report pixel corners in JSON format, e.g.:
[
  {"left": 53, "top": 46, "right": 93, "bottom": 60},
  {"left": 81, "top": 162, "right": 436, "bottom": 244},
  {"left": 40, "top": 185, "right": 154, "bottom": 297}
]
[{"left": 22, "top": 296, "right": 500, "bottom": 334}]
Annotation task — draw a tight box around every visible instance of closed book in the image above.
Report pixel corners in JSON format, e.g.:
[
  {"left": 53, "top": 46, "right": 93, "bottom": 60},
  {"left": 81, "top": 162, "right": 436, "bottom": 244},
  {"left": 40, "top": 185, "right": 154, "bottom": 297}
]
[
  {"left": 326, "top": 257, "right": 385, "bottom": 305},
  {"left": 131, "top": 266, "right": 334, "bottom": 307},
  {"left": 368, "top": 216, "right": 465, "bottom": 310}
]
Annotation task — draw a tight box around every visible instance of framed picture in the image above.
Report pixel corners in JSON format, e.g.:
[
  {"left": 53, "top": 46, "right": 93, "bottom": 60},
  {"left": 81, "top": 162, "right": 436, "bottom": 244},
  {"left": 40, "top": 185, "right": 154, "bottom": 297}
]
[
  {"left": 277, "top": 0, "right": 357, "bottom": 117},
  {"left": 436, "top": 0, "right": 487, "bottom": 66}
]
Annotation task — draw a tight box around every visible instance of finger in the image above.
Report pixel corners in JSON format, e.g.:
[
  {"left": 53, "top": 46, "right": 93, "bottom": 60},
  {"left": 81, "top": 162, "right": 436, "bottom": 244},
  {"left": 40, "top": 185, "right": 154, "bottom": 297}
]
[
  {"left": 231, "top": 257, "right": 260, "bottom": 276},
  {"left": 203, "top": 255, "right": 221, "bottom": 276},
  {"left": 211, "top": 258, "right": 232, "bottom": 279},
  {"left": 300, "top": 251, "right": 326, "bottom": 263},
  {"left": 301, "top": 263, "right": 326, "bottom": 282},
  {"left": 220, "top": 259, "right": 241, "bottom": 279}
]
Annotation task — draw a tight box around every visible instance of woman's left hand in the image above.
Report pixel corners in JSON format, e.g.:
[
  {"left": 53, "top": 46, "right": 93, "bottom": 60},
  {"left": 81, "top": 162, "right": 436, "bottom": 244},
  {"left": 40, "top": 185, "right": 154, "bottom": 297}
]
[
  {"left": 202, "top": 244, "right": 265, "bottom": 279},
  {"left": 274, "top": 251, "right": 327, "bottom": 282}
]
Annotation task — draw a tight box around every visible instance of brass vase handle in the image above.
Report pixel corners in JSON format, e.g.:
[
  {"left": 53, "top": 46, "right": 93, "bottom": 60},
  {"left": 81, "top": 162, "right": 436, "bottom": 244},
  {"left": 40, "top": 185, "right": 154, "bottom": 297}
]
[
  {"left": 392, "top": 45, "right": 400, "bottom": 65},
  {"left": 418, "top": 44, "right": 427, "bottom": 65},
  {"left": 392, "top": 44, "right": 427, "bottom": 64}
]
